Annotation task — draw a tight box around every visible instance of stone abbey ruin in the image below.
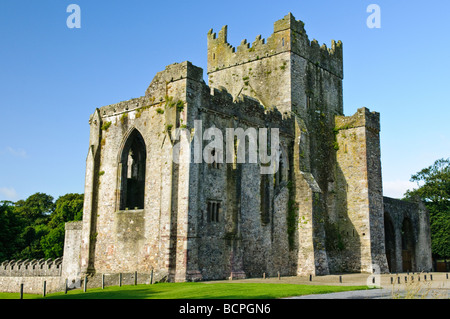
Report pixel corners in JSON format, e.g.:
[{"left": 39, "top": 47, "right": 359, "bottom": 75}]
[{"left": 0, "top": 13, "right": 432, "bottom": 293}]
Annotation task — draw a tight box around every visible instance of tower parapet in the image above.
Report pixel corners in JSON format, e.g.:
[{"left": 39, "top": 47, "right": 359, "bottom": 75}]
[
  {"left": 335, "top": 107, "right": 380, "bottom": 133},
  {"left": 207, "top": 13, "right": 343, "bottom": 79}
]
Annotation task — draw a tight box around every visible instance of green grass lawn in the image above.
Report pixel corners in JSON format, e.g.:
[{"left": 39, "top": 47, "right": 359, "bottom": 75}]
[{"left": 0, "top": 282, "right": 370, "bottom": 299}]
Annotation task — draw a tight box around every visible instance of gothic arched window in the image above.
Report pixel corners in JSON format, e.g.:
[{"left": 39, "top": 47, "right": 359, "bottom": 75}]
[{"left": 119, "top": 129, "right": 146, "bottom": 210}]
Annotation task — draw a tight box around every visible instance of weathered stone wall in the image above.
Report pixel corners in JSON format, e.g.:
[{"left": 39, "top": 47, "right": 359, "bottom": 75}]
[
  {"left": 182, "top": 79, "right": 293, "bottom": 280},
  {"left": 0, "top": 258, "right": 64, "bottom": 294},
  {"left": 332, "top": 107, "right": 388, "bottom": 273},
  {"left": 61, "top": 221, "right": 82, "bottom": 288},
  {"left": 81, "top": 271, "right": 167, "bottom": 289},
  {"left": 0, "top": 276, "right": 62, "bottom": 294},
  {"left": 79, "top": 62, "right": 205, "bottom": 282},
  {"left": 383, "top": 197, "right": 432, "bottom": 273}
]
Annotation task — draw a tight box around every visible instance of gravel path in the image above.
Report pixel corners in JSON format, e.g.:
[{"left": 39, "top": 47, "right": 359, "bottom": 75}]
[{"left": 206, "top": 272, "right": 449, "bottom": 299}]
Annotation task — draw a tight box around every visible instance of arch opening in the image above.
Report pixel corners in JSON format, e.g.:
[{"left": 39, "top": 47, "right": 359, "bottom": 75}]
[
  {"left": 401, "top": 217, "right": 415, "bottom": 272},
  {"left": 119, "top": 129, "right": 146, "bottom": 210},
  {"left": 384, "top": 213, "right": 396, "bottom": 273}
]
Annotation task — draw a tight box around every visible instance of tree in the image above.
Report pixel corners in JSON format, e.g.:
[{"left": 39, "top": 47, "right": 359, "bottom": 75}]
[
  {"left": 14, "top": 192, "right": 54, "bottom": 225},
  {"left": 0, "top": 193, "right": 84, "bottom": 261},
  {"left": 404, "top": 158, "right": 450, "bottom": 259},
  {"left": 0, "top": 201, "right": 22, "bottom": 262},
  {"left": 15, "top": 224, "right": 49, "bottom": 260},
  {"left": 48, "top": 193, "right": 84, "bottom": 229},
  {"left": 11, "top": 193, "right": 55, "bottom": 260},
  {"left": 40, "top": 193, "right": 84, "bottom": 259}
]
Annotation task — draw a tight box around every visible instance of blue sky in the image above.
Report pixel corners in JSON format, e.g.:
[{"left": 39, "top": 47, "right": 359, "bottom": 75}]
[{"left": 0, "top": 0, "right": 449, "bottom": 201}]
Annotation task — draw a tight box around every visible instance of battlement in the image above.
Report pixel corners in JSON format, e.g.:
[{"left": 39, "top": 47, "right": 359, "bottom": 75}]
[
  {"left": 207, "top": 13, "right": 343, "bottom": 78},
  {"left": 205, "top": 85, "right": 293, "bottom": 133},
  {"left": 335, "top": 107, "right": 380, "bottom": 133},
  {"left": 0, "top": 258, "right": 63, "bottom": 277}
]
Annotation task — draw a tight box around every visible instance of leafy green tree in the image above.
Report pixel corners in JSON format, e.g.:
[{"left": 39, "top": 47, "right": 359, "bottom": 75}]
[
  {"left": 14, "top": 192, "right": 54, "bottom": 225},
  {"left": 404, "top": 158, "right": 450, "bottom": 259},
  {"left": 0, "top": 193, "right": 84, "bottom": 261},
  {"left": 0, "top": 201, "right": 22, "bottom": 262},
  {"left": 48, "top": 193, "right": 84, "bottom": 229},
  {"left": 41, "top": 193, "right": 84, "bottom": 259},
  {"left": 15, "top": 224, "right": 49, "bottom": 260},
  {"left": 11, "top": 193, "right": 55, "bottom": 260},
  {"left": 40, "top": 225, "right": 65, "bottom": 259}
]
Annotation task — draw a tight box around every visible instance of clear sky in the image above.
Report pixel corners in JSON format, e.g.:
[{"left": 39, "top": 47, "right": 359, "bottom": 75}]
[{"left": 0, "top": 0, "right": 449, "bottom": 201}]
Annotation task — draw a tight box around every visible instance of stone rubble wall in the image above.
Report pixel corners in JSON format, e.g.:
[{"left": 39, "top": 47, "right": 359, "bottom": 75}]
[{"left": 0, "top": 258, "right": 64, "bottom": 294}]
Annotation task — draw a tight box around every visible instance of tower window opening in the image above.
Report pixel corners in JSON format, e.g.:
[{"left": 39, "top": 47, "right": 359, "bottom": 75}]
[
  {"left": 207, "top": 200, "right": 221, "bottom": 222},
  {"left": 119, "top": 129, "right": 146, "bottom": 210}
]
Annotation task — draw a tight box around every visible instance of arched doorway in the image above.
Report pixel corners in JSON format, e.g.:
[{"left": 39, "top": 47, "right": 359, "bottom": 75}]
[
  {"left": 118, "top": 129, "right": 146, "bottom": 210},
  {"left": 401, "top": 217, "right": 415, "bottom": 272},
  {"left": 384, "top": 213, "right": 397, "bottom": 273}
]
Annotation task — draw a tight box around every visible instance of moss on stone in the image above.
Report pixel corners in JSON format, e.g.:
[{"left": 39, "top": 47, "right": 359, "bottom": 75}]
[{"left": 101, "top": 121, "right": 112, "bottom": 131}]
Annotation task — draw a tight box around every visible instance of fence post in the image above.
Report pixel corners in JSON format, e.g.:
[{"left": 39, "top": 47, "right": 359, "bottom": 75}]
[
  {"left": 119, "top": 273, "right": 122, "bottom": 287},
  {"left": 339, "top": 275, "right": 342, "bottom": 283},
  {"left": 20, "top": 283, "right": 24, "bottom": 299},
  {"left": 135, "top": 271, "right": 138, "bottom": 285},
  {"left": 83, "top": 276, "right": 87, "bottom": 292},
  {"left": 42, "top": 281, "right": 46, "bottom": 297},
  {"left": 65, "top": 278, "right": 68, "bottom": 294},
  {"left": 102, "top": 274, "right": 105, "bottom": 289},
  {"left": 150, "top": 269, "right": 154, "bottom": 284}
]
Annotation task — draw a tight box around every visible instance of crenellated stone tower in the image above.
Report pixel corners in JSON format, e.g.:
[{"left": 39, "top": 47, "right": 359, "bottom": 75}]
[
  {"left": 207, "top": 12, "right": 343, "bottom": 117},
  {"left": 207, "top": 13, "right": 359, "bottom": 275}
]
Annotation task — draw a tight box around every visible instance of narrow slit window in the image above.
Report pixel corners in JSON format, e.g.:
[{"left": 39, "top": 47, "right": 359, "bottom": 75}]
[
  {"left": 207, "top": 200, "right": 221, "bottom": 223},
  {"left": 306, "top": 96, "right": 312, "bottom": 109}
]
